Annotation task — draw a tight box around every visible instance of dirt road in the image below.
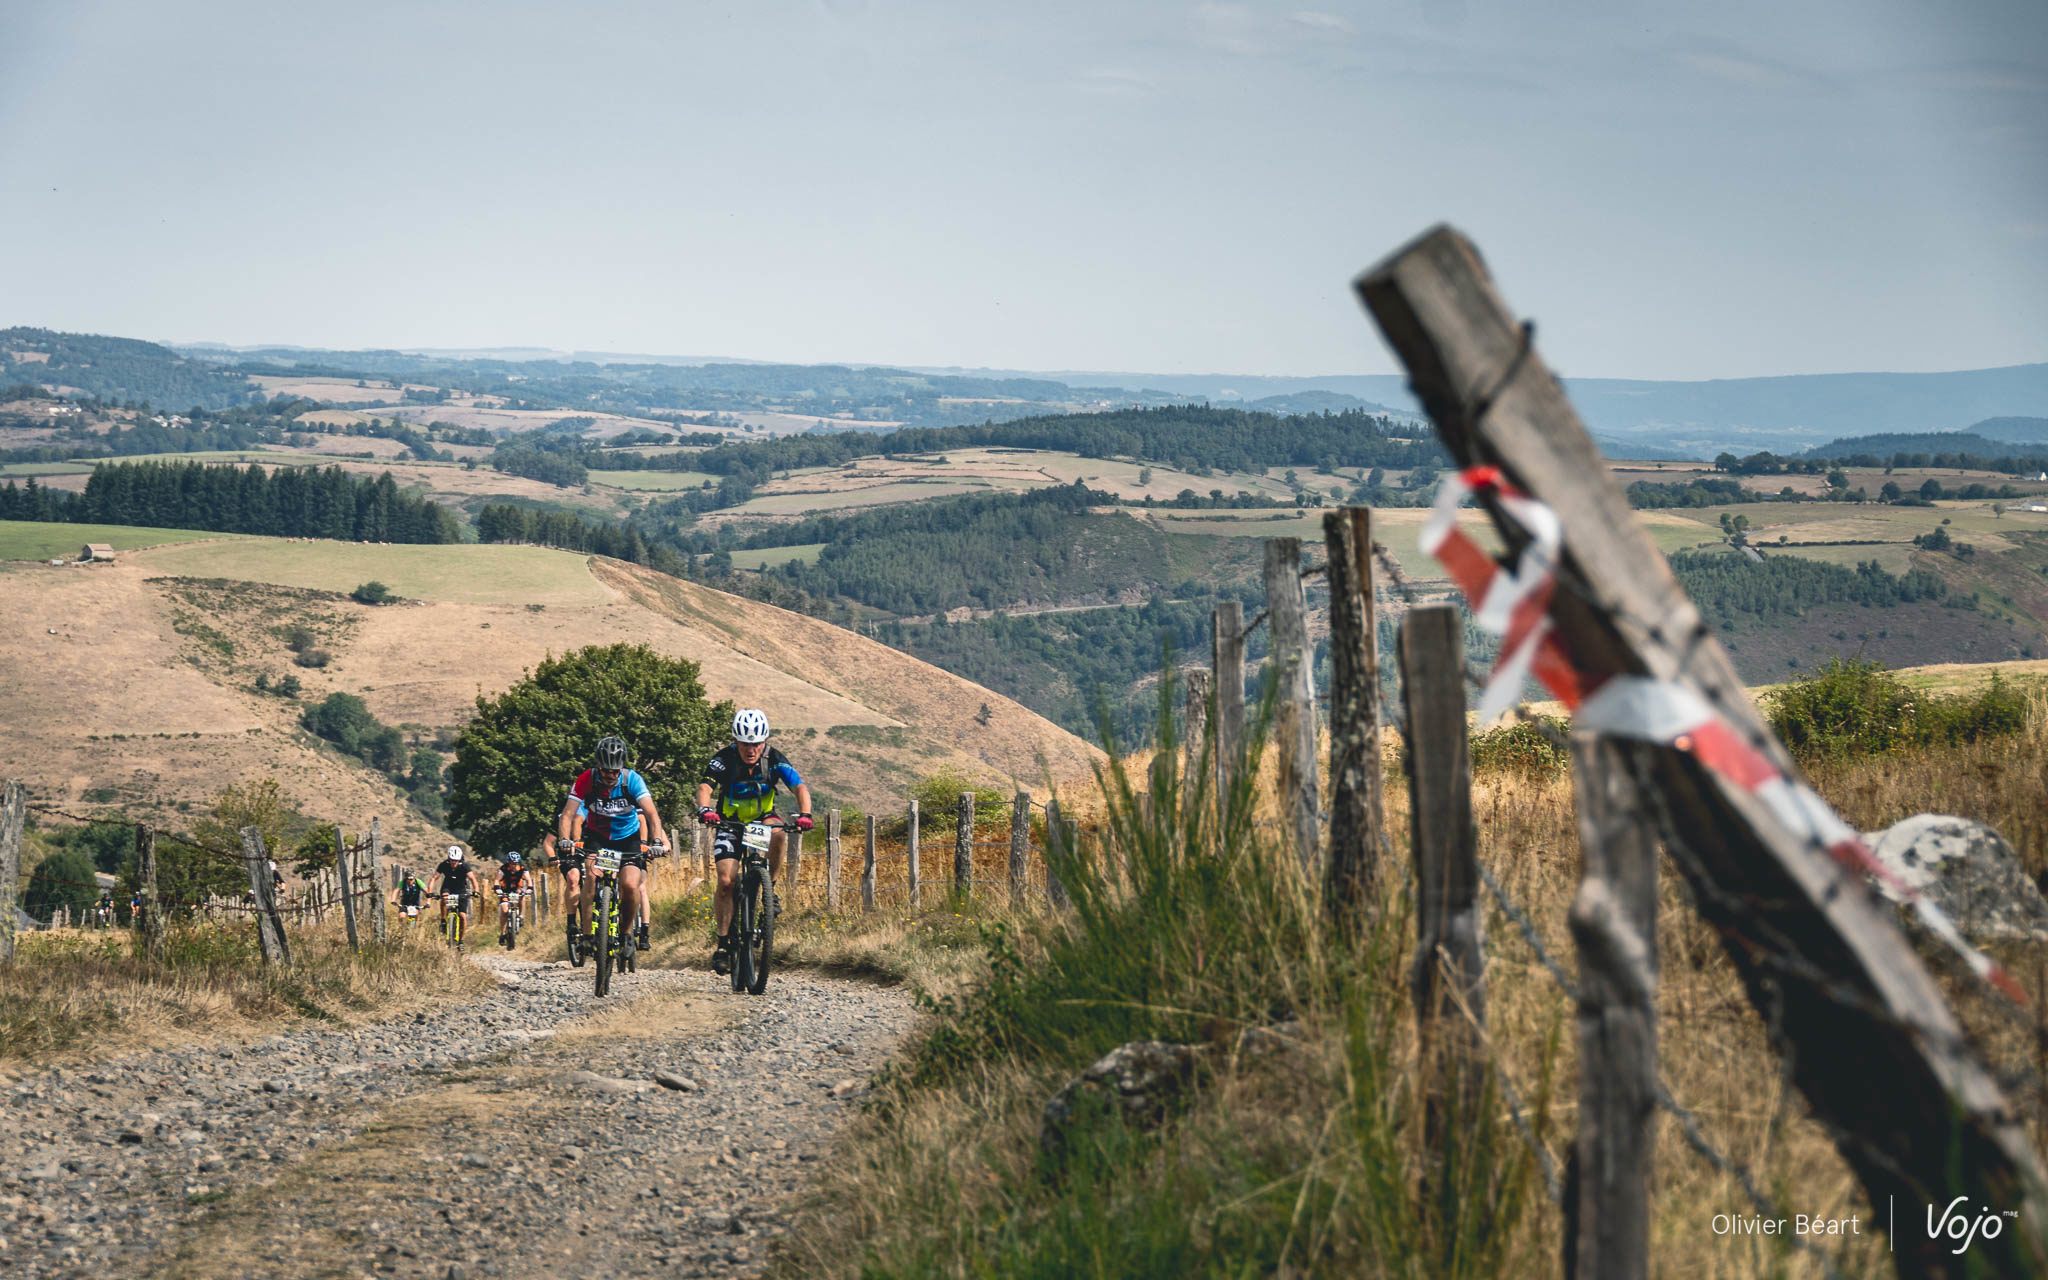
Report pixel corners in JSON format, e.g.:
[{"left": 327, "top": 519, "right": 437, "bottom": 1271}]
[{"left": 0, "top": 955, "right": 913, "bottom": 1279}]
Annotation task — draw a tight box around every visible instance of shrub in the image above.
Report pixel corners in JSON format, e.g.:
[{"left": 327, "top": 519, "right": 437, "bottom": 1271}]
[
  {"left": 1763, "top": 659, "right": 2029, "bottom": 763},
  {"left": 26, "top": 849, "right": 99, "bottom": 921},
  {"left": 909, "top": 767, "right": 1010, "bottom": 834},
  {"left": 1468, "top": 716, "right": 1570, "bottom": 776},
  {"left": 293, "top": 648, "right": 332, "bottom": 668},
  {"left": 351, "top": 581, "right": 394, "bottom": 605}
]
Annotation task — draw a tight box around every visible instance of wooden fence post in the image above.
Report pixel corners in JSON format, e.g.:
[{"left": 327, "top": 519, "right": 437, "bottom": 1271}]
[
  {"left": 1182, "top": 669, "right": 1211, "bottom": 812},
  {"left": 365, "top": 818, "right": 387, "bottom": 944},
  {"left": 693, "top": 823, "right": 711, "bottom": 885},
  {"left": 826, "top": 809, "right": 842, "bottom": 911},
  {"left": 862, "top": 815, "right": 877, "bottom": 913},
  {"left": 1400, "top": 606, "right": 1483, "bottom": 1139},
  {"left": 1, "top": 780, "right": 25, "bottom": 963},
  {"left": 1010, "top": 792, "right": 1029, "bottom": 907},
  {"left": 1324, "top": 506, "right": 1383, "bottom": 914},
  {"left": 1045, "top": 797, "right": 1069, "bottom": 909},
  {"left": 1211, "top": 601, "right": 1246, "bottom": 797},
  {"left": 787, "top": 829, "right": 804, "bottom": 903},
  {"left": 954, "top": 792, "right": 974, "bottom": 902},
  {"left": 1265, "top": 537, "right": 1320, "bottom": 870},
  {"left": 335, "top": 828, "right": 361, "bottom": 953},
  {"left": 1358, "top": 224, "right": 2048, "bottom": 1270},
  {"left": 136, "top": 822, "right": 164, "bottom": 961},
  {"left": 906, "top": 800, "right": 921, "bottom": 908},
  {"left": 240, "top": 827, "right": 290, "bottom": 966},
  {"left": 1565, "top": 734, "right": 1659, "bottom": 1280}
]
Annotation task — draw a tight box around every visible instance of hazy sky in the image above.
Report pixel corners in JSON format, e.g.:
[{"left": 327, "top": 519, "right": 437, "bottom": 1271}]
[{"left": 2, "top": 0, "right": 2044, "bottom": 379}]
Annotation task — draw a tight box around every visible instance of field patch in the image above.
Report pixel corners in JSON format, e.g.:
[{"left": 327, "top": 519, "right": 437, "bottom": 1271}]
[
  {"left": 134, "top": 539, "right": 609, "bottom": 605},
  {"left": 728, "top": 542, "right": 826, "bottom": 570},
  {"left": 587, "top": 468, "right": 719, "bottom": 490},
  {"left": 0, "top": 519, "right": 237, "bottom": 560}
]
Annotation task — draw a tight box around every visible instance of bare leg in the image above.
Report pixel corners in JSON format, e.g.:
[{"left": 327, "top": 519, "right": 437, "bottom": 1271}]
[
  {"left": 621, "top": 865, "right": 645, "bottom": 944},
  {"left": 714, "top": 859, "right": 738, "bottom": 937}
]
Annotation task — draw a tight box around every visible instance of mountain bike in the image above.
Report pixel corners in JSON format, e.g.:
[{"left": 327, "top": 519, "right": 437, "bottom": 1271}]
[
  {"left": 719, "top": 815, "right": 785, "bottom": 996},
  {"left": 438, "top": 892, "right": 468, "bottom": 950},
  {"left": 568, "top": 840, "right": 664, "bottom": 997},
  {"left": 498, "top": 886, "right": 529, "bottom": 950}
]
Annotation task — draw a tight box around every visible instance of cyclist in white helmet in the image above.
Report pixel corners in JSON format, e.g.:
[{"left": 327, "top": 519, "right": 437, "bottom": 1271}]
[
  {"left": 427, "top": 844, "right": 476, "bottom": 934},
  {"left": 696, "top": 708, "right": 811, "bottom": 974}
]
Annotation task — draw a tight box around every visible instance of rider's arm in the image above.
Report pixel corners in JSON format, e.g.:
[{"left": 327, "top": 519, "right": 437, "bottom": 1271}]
[
  {"left": 794, "top": 781, "right": 813, "bottom": 816},
  {"left": 555, "top": 792, "right": 583, "bottom": 844},
  {"left": 636, "top": 791, "right": 668, "bottom": 849},
  {"left": 695, "top": 781, "right": 715, "bottom": 812}
]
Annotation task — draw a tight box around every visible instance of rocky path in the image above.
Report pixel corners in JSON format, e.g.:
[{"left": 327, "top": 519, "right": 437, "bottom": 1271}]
[{"left": 0, "top": 955, "right": 914, "bottom": 1279}]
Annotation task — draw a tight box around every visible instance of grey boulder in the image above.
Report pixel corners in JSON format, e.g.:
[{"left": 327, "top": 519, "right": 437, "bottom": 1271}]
[{"left": 1862, "top": 814, "right": 2048, "bottom": 944}]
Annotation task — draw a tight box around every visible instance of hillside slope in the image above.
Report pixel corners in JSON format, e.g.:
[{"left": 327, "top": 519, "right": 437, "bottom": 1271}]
[{"left": 0, "top": 541, "right": 1098, "bottom": 852}]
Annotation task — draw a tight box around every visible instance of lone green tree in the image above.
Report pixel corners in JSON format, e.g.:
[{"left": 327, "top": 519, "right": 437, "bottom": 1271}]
[
  {"left": 448, "top": 644, "right": 732, "bottom": 855},
  {"left": 25, "top": 849, "right": 98, "bottom": 920}
]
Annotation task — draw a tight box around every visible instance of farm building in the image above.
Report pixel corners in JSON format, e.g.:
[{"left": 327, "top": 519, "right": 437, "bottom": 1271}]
[{"left": 78, "top": 543, "right": 114, "bottom": 562}]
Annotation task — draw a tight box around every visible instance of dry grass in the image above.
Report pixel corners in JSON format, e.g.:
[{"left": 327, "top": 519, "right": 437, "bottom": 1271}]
[
  {"left": 0, "top": 920, "right": 493, "bottom": 1072},
  {"left": 775, "top": 703, "right": 2048, "bottom": 1277}
]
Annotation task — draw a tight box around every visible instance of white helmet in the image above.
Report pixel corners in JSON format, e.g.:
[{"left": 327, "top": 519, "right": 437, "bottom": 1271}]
[
  {"left": 732, "top": 708, "right": 770, "bottom": 744},
  {"left": 446, "top": 845, "right": 464, "bottom": 862}
]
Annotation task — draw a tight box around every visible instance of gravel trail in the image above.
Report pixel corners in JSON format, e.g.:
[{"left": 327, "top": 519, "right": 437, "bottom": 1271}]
[{"left": 0, "top": 953, "right": 914, "bottom": 1279}]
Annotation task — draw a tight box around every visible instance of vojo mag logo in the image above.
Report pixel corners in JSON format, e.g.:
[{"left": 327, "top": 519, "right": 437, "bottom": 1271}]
[{"left": 1923, "top": 1197, "right": 2018, "bottom": 1256}]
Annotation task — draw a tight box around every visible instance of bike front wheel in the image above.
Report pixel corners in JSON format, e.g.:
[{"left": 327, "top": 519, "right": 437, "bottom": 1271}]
[
  {"left": 747, "top": 866, "right": 774, "bottom": 996},
  {"left": 593, "top": 886, "right": 614, "bottom": 998}
]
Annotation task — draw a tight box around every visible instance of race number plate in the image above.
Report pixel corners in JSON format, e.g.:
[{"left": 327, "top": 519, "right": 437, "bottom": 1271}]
[
  {"left": 594, "top": 848, "right": 623, "bottom": 873},
  {"left": 741, "top": 823, "right": 773, "bottom": 853}
]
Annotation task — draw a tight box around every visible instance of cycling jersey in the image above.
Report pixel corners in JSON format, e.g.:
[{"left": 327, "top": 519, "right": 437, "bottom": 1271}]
[
  {"left": 435, "top": 859, "right": 474, "bottom": 892},
  {"left": 497, "top": 865, "right": 529, "bottom": 893},
  {"left": 399, "top": 881, "right": 425, "bottom": 907},
  {"left": 569, "top": 769, "right": 650, "bottom": 842},
  {"left": 702, "top": 744, "right": 804, "bottom": 822}
]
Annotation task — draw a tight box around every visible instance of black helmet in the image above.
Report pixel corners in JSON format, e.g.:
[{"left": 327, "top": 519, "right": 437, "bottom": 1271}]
[{"left": 595, "top": 735, "right": 628, "bottom": 770}]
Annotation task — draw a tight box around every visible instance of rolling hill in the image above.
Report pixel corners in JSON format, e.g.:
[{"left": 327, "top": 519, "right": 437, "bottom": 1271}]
[{"left": 0, "top": 534, "right": 1100, "bottom": 856}]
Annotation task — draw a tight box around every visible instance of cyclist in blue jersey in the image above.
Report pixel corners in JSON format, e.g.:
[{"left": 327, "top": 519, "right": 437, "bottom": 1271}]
[
  {"left": 695, "top": 709, "right": 812, "bottom": 974},
  {"left": 555, "top": 736, "right": 669, "bottom": 955}
]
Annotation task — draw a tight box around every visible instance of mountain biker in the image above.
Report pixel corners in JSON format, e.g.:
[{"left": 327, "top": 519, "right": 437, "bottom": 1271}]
[
  {"left": 427, "top": 845, "right": 476, "bottom": 933},
  {"left": 696, "top": 708, "right": 812, "bottom": 976},
  {"left": 395, "top": 870, "right": 426, "bottom": 923},
  {"left": 495, "top": 852, "right": 533, "bottom": 946},
  {"left": 556, "top": 735, "right": 669, "bottom": 956}
]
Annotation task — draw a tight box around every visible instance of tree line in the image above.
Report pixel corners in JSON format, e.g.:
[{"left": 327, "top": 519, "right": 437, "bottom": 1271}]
[
  {"left": 0, "top": 459, "right": 461, "bottom": 542},
  {"left": 1669, "top": 550, "right": 1951, "bottom": 626}
]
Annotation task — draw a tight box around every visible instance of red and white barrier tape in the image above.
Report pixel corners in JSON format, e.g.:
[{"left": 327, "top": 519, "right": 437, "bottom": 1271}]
[{"left": 1423, "top": 465, "right": 2025, "bottom": 1005}]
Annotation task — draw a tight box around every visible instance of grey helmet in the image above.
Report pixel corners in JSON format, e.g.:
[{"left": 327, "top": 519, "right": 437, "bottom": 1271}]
[{"left": 594, "top": 735, "right": 629, "bottom": 770}]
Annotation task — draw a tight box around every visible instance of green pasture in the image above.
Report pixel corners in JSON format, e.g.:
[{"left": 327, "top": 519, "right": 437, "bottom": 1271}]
[
  {"left": 0, "top": 461, "right": 95, "bottom": 478},
  {"left": 726, "top": 543, "right": 826, "bottom": 571},
  {"left": 734, "top": 481, "right": 993, "bottom": 515},
  {"left": 587, "top": 469, "right": 719, "bottom": 491},
  {"left": 0, "top": 520, "right": 238, "bottom": 561},
  {"left": 137, "top": 538, "right": 609, "bottom": 605}
]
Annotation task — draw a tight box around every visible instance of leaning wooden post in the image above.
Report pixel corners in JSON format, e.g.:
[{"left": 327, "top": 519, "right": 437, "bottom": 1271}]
[
  {"left": 906, "top": 800, "right": 921, "bottom": 908},
  {"left": 954, "top": 792, "right": 975, "bottom": 902},
  {"left": 0, "top": 781, "right": 23, "bottom": 963},
  {"left": 537, "top": 862, "right": 549, "bottom": 922},
  {"left": 1009, "top": 792, "right": 1030, "bottom": 907},
  {"left": 1045, "top": 797, "right": 1070, "bottom": 909},
  {"left": 1324, "top": 506, "right": 1384, "bottom": 914},
  {"left": 1360, "top": 224, "right": 2048, "bottom": 1271},
  {"left": 1400, "top": 606, "right": 1483, "bottom": 1140},
  {"left": 1565, "top": 734, "right": 1659, "bottom": 1280},
  {"left": 334, "top": 828, "right": 361, "bottom": 953},
  {"left": 240, "top": 827, "right": 290, "bottom": 966},
  {"left": 365, "top": 818, "right": 388, "bottom": 944},
  {"left": 825, "top": 809, "right": 842, "bottom": 911},
  {"left": 1264, "top": 537, "right": 1320, "bottom": 869},
  {"left": 861, "top": 815, "right": 877, "bottom": 913},
  {"left": 136, "top": 822, "right": 165, "bottom": 961},
  {"left": 786, "top": 829, "right": 804, "bottom": 903},
  {"left": 1211, "top": 601, "right": 1246, "bottom": 797}
]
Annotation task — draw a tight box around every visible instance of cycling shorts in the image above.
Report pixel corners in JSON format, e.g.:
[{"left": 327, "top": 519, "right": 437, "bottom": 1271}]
[
  {"left": 582, "top": 830, "right": 646, "bottom": 871},
  {"left": 713, "top": 820, "right": 780, "bottom": 863}
]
